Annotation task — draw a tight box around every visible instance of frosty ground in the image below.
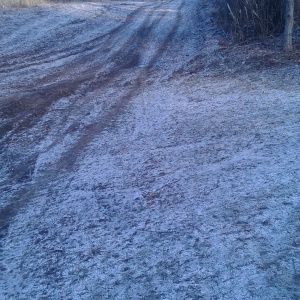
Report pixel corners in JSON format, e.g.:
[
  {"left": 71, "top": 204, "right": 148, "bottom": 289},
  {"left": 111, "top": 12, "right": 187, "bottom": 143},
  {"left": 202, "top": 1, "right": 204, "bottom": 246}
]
[{"left": 0, "top": 0, "right": 300, "bottom": 299}]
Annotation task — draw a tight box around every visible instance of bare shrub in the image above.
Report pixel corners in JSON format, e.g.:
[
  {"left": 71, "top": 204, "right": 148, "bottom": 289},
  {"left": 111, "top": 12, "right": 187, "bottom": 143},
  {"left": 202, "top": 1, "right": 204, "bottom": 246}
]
[{"left": 215, "top": 0, "right": 299, "bottom": 42}]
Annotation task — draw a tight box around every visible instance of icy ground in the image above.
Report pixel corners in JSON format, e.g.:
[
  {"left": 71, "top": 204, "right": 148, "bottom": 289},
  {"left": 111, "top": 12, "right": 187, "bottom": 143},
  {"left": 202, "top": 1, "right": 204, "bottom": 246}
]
[{"left": 0, "top": 0, "right": 300, "bottom": 299}]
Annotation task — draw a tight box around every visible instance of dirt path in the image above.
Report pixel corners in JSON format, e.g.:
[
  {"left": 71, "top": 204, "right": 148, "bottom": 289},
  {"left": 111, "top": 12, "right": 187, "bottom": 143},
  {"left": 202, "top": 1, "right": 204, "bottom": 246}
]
[
  {"left": 1, "top": 0, "right": 300, "bottom": 299},
  {"left": 0, "top": 0, "right": 210, "bottom": 222}
]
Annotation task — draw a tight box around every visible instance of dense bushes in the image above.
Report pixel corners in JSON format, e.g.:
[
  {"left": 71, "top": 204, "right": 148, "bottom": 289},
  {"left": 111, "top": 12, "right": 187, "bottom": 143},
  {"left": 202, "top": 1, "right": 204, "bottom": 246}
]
[{"left": 215, "top": 0, "right": 299, "bottom": 42}]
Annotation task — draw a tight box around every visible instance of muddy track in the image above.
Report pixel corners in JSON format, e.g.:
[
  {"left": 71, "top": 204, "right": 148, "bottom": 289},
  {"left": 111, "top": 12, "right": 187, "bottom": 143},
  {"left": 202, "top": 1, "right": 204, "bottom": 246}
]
[
  {"left": 0, "top": 5, "right": 146, "bottom": 72},
  {"left": 0, "top": 1, "right": 168, "bottom": 73},
  {"left": 2, "top": 2, "right": 300, "bottom": 299},
  {"left": 58, "top": 1, "right": 184, "bottom": 170},
  {"left": 0, "top": 0, "right": 188, "bottom": 230},
  {"left": 1, "top": 0, "right": 182, "bottom": 145},
  {"left": 0, "top": 1, "right": 168, "bottom": 141}
]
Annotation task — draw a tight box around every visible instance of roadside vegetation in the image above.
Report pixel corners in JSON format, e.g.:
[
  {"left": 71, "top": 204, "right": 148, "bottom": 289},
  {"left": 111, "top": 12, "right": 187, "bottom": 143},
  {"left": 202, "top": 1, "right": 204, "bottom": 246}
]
[
  {"left": 215, "top": 0, "right": 300, "bottom": 51},
  {"left": 0, "top": 0, "right": 46, "bottom": 6},
  {"left": 0, "top": 0, "right": 84, "bottom": 7}
]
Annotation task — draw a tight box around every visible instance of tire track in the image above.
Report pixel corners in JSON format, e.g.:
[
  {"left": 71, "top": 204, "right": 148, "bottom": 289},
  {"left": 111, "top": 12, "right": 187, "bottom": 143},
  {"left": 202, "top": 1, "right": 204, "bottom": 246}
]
[
  {"left": 57, "top": 0, "right": 185, "bottom": 170},
  {"left": 0, "top": 2, "right": 165, "bottom": 143},
  {"left": 32, "top": 1, "right": 173, "bottom": 164},
  {"left": 0, "top": 4, "right": 147, "bottom": 73},
  {"left": 145, "top": 0, "right": 185, "bottom": 71},
  {"left": 0, "top": 0, "right": 186, "bottom": 231},
  {"left": 0, "top": 0, "right": 170, "bottom": 199}
]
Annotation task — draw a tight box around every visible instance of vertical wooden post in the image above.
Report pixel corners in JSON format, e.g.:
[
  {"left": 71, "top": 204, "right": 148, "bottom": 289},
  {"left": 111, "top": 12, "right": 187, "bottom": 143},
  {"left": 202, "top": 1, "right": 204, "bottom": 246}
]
[{"left": 284, "top": 0, "right": 294, "bottom": 51}]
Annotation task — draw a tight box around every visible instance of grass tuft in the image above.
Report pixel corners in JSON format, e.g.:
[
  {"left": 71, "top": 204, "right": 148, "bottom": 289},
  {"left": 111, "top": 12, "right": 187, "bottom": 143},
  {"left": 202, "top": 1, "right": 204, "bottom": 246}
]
[{"left": 0, "top": 0, "right": 47, "bottom": 7}]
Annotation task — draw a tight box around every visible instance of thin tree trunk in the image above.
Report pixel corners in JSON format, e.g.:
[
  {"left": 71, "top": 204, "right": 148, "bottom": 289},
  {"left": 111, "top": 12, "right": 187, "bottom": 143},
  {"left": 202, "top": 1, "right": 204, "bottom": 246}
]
[{"left": 284, "top": 0, "right": 294, "bottom": 51}]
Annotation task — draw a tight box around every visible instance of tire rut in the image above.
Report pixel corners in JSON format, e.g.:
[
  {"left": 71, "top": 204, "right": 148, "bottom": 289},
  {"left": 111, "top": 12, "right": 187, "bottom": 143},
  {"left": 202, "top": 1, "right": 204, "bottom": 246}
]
[
  {"left": 0, "top": 3, "right": 161, "bottom": 141},
  {"left": 0, "top": 4, "right": 147, "bottom": 73},
  {"left": 0, "top": 1, "right": 167, "bottom": 143},
  {"left": 57, "top": 0, "right": 184, "bottom": 170},
  {"left": 0, "top": 0, "right": 186, "bottom": 235}
]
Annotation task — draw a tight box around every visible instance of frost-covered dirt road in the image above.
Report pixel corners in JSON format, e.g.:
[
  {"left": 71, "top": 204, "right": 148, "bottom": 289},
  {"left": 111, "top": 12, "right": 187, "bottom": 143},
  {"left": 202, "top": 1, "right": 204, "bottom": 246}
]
[{"left": 1, "top": 0, "right": 300, "bottom": 299}]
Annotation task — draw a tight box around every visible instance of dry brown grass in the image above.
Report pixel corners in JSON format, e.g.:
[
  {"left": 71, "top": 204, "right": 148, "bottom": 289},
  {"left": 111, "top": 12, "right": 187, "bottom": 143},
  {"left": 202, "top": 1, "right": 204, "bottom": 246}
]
[
  {"left": 0, "top": 0, "right": 94, "bottom": 7},
  {"left": 0, "top": 0, "right": 47, "bottom": 7},
  {"left": 215, "top": 0, "right": 300, "bottom": 43}
]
